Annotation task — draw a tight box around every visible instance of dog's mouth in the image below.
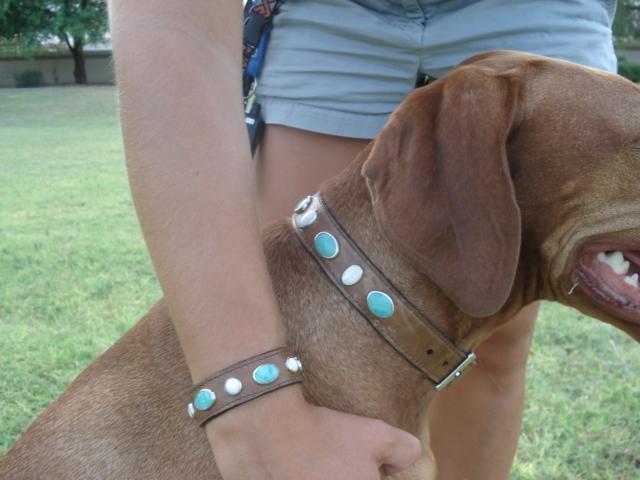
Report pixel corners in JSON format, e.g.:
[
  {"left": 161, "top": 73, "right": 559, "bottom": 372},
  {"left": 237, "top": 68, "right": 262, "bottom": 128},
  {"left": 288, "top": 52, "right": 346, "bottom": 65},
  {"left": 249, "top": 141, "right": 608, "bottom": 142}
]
[{"left": 575, "top": 241, "right": 640, "bottom": 326}]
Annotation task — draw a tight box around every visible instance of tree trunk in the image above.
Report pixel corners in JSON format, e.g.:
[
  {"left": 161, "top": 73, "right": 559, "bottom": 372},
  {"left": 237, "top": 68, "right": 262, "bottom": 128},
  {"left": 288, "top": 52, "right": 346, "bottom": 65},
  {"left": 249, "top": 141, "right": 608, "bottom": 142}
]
[{"left": 71, "top": 37, "right": 87, "bottom": 84}]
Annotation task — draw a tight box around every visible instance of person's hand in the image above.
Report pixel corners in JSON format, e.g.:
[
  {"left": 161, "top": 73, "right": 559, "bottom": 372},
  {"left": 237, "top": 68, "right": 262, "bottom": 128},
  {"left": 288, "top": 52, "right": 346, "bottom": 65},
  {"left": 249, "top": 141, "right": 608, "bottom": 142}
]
[{"left": 206, "top": 385, "right": 422, "bottom": 479}]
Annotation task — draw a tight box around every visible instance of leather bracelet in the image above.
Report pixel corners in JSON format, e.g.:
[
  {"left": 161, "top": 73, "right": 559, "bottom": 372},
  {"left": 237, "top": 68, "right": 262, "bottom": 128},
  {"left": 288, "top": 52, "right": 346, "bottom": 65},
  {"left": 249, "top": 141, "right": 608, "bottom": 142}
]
[{"left": 187, "top": 347, "right": 304, "bottom": 427}]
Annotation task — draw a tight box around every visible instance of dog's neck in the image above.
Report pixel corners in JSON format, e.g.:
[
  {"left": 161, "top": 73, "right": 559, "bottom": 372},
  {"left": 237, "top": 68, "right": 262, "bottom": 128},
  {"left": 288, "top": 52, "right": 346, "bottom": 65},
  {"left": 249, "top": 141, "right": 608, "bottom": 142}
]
[
  {"left": 320, "top": 152, "right": 537, "bottom": 352},
  {"left": 271, "top": 150, "right": 543, "bottom": 444}
]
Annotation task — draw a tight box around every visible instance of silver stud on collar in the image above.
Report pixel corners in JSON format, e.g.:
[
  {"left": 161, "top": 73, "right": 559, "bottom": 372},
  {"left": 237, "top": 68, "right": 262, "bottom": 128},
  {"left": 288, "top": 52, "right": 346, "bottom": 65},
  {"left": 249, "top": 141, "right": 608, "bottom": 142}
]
[{"left": 294, "top": 195, "right": 313, "bottom": 214}]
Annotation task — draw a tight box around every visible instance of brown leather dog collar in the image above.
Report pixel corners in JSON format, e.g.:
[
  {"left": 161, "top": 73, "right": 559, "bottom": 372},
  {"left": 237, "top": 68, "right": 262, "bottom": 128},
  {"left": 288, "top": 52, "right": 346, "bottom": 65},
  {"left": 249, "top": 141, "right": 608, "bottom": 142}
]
[{"left": 292, "top": 193, "right": 476, "bottom": 390}]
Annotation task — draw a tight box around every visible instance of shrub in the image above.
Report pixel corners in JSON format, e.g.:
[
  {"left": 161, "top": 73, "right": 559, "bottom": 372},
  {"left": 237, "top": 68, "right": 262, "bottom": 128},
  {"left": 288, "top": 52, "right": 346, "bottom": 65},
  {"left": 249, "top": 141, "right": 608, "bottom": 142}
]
[
  {"left": 617, "top": 56, "right": 640, "bottom": 82},
  {"left": 13, "top": 69, "right": 44, "bottom": 88}
]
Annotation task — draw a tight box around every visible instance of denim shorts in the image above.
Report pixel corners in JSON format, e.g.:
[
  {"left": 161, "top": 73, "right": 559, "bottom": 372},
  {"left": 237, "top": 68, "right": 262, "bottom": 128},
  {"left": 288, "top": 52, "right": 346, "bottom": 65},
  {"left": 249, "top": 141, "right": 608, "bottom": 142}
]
[{"left": 255, "top": 0, "right": 617, "bottom": 139}]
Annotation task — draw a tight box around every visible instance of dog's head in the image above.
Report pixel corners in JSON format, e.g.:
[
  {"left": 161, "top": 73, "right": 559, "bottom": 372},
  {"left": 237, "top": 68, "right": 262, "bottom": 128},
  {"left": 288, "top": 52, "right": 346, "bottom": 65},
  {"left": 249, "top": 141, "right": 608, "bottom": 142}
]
[{"left": 362, "top": 51, "right": 640, "bottom": 340}]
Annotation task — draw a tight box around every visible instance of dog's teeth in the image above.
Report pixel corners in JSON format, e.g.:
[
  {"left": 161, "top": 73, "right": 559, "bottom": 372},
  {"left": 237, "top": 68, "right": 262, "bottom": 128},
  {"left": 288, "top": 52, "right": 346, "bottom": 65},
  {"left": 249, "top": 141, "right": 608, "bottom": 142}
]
[
  {"left": 620, "top": 260, "right": 631, "bottom": 275},
  {"left": 624, "top": 273, "right": 639, "bottom": 288},
  {"left": 597, "top": 251, "right": 630, "bottom": 275},
  {"left": 609, "top": 251, "right": 629, "bottom": 274}
]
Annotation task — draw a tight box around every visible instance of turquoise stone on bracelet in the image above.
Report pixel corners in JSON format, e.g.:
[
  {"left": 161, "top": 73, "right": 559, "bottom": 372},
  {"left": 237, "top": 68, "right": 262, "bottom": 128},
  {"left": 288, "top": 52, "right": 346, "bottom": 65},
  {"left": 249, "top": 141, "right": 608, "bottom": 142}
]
[
  {"left": 193, "top": 388, "right": 216, "bottom": 411},
  {"left": 252, "top": 363, "right": 280, "bottom": 385},
  {"left": 367, "top": 291, "right": 395, "bottom": 318},
  {"left": 314, "top": 232, "right": 339, "bottom": 259}
]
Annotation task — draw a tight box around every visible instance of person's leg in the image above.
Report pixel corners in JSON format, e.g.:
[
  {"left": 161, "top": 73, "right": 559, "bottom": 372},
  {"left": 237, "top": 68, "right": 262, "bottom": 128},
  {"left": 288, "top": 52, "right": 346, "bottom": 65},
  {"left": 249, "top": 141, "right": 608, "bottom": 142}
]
[
  {"left": 256, "top": 125, "right": 370, "bottom": 226},
  {"left": 428, "top": 302, "right": 540, "bottom": 480}
]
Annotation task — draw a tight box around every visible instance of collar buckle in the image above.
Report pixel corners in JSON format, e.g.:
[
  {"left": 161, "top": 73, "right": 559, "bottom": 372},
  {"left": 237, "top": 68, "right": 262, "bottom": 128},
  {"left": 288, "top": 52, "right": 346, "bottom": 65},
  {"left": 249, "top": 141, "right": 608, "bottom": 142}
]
[{"left": 435, "top": 352, "right": 477, "bottom": 391}]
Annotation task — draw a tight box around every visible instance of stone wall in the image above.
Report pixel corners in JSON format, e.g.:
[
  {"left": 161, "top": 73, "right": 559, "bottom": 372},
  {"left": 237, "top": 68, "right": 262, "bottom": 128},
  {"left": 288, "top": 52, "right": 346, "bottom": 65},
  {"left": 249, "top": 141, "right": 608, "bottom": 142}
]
[
  {"left": 0, "top": 51, "right": 114, "bottom": 87},
  {"left": 617, "top": 47, "right": 640, "bottom": 63}
]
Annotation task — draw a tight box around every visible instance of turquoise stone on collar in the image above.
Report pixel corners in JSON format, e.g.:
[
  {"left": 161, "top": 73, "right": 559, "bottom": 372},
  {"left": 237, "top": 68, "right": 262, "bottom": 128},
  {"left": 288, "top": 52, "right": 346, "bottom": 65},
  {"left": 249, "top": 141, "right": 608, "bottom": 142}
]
[
  {"left": 314, "top": 232, "right": 339, "bottom": 259},
  {"left": 367, "top": 291, "right": 395, "bottom": 318},
  {"left": 252, "top": 363, "right": 280, "bottom": 385},
  {"left": 194, "top": 388, "right": 216, "bottom": 411}
]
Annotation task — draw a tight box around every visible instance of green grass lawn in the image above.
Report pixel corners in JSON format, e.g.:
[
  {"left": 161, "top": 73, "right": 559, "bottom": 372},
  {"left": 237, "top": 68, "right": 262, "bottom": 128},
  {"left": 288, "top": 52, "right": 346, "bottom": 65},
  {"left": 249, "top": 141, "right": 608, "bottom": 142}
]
[{"left": 1, "top": 86, "right": 639, "bottom": 478}]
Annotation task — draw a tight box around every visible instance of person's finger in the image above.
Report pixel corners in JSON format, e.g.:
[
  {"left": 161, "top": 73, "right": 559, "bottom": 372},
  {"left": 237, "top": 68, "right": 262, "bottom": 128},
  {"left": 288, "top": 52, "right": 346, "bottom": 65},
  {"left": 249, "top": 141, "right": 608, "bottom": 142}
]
[{"left": 369, "top": 420, "right": 422, "bottom": 475}]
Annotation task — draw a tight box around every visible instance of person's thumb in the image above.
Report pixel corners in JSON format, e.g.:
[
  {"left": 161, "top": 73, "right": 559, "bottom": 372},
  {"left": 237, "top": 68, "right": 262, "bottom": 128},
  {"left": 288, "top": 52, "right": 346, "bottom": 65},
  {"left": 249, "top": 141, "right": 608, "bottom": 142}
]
[{"left": 369, "top": 419, "right": 422, "bottom": 476}]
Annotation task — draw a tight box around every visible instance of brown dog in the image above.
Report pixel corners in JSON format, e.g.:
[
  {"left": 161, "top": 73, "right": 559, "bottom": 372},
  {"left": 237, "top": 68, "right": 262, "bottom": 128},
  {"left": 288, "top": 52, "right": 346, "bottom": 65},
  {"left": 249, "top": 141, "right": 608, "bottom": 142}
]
[{"left": 2, "top": 51, "right": 640, "bottom": 479}]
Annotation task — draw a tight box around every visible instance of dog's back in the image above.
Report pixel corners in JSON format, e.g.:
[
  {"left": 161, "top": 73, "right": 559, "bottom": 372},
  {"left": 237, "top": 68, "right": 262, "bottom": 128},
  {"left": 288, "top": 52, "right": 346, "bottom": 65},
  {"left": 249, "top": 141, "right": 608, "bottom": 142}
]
[
  {"left": 1, "top": 301, "right": 218, "bottom": 478},
  {"left": 4, "top": 51, "right": 640, "bottom": 480}
]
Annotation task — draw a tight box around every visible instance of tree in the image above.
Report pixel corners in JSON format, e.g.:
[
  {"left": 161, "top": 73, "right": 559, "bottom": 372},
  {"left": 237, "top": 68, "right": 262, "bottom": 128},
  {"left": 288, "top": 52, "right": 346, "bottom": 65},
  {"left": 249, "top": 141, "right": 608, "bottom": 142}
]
[
  {"left": 0, "top": 0, "right": 109, "bottom": 84},
  {"left": 614, "top": 0, "right": 640, "bottom": 42}
]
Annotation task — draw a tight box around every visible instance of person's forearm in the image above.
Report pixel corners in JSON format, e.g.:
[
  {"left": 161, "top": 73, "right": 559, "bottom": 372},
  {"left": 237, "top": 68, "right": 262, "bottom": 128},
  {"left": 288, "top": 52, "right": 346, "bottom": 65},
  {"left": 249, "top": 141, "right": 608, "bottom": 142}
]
[
  {"left": 108, "top": 0, "right": 285, "bottom": 382},
  {"left": 106, "top": 5, "right": 424, "bottom": 477}
]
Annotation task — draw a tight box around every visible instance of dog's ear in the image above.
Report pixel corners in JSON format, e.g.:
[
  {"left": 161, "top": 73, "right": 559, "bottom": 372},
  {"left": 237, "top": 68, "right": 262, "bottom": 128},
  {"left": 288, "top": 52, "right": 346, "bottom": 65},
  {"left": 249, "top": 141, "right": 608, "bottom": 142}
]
[{"left": 362, "top": 66, "right": 521, "bottom": 317}]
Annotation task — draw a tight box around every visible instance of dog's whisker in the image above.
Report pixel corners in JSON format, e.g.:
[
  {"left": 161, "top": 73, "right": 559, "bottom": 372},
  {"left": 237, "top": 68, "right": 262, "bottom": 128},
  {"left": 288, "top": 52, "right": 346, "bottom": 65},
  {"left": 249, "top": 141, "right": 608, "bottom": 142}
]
[{"left": 568, "top": 282, "right": 580, "bottom": 295}]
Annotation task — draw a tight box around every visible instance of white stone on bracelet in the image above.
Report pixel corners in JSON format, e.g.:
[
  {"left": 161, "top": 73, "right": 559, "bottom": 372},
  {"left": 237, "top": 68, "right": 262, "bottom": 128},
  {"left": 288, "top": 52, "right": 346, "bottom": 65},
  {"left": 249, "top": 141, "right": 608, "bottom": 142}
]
[{"left": 224, "top": 377, "right": 243, "bottom": 396}]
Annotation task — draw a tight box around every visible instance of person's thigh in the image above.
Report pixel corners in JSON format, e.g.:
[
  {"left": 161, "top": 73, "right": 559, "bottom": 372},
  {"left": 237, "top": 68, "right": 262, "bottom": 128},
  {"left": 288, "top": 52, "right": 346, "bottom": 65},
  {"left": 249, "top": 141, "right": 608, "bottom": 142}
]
[
  {"left": 256, "top": 125, "right": 370, "bottom": 226},
  {"left": 427, "top": 302, "right": 539, "bottom": 480}
]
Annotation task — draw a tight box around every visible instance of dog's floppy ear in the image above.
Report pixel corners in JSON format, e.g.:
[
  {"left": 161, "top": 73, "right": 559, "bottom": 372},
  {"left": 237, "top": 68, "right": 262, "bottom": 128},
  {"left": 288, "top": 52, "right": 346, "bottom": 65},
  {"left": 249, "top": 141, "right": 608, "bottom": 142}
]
[{"left": 362, "top": 66, "right": 522, "bottom": 317}]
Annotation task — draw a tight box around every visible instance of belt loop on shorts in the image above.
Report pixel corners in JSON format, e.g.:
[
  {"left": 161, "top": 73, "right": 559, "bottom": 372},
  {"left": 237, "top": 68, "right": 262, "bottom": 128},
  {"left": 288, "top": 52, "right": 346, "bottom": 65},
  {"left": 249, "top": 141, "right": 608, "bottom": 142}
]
[{"left": 399, "top": 0, "right": 427, "bottom": 20}]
